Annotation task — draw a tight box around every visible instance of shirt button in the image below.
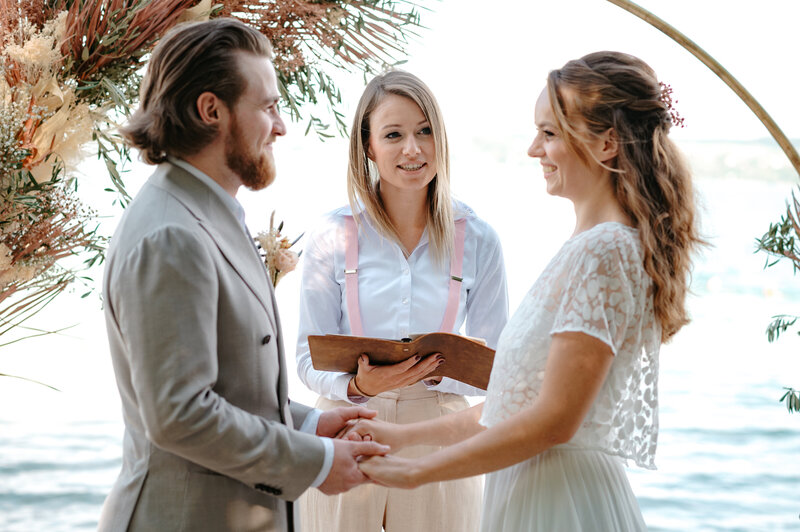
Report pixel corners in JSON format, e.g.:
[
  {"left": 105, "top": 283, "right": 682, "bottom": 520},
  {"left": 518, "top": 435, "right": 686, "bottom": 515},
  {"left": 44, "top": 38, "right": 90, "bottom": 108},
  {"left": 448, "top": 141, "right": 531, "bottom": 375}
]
[
  {"left": 262, "top": 335, "right": 272, "bottom": 345},
  {"left": 402, "top": 268, "right": 409, "bottom": 275},
  {"left": 401, "top": 297, "right": 408, "bottom": 305}
]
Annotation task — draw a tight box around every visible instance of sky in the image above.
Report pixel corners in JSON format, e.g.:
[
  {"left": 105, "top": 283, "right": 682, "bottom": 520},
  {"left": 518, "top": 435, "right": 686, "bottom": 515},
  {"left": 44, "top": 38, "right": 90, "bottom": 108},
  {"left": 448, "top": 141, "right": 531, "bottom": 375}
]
[{"left": 2, "top": 0, "right": 799, "bottom": 415}]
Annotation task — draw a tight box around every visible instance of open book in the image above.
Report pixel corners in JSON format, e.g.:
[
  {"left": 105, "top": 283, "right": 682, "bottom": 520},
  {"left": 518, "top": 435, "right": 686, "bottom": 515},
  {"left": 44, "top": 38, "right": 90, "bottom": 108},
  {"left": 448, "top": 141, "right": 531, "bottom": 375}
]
[{"left": 308, "top": 332, "right": 496, "bottom": 390}]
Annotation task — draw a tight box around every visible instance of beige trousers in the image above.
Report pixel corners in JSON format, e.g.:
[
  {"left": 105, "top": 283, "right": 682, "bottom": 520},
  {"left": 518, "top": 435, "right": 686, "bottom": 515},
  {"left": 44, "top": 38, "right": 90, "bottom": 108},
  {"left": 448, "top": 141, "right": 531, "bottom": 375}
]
[{"left": 299, "top": 383, "right": 482, "bottom": 532}]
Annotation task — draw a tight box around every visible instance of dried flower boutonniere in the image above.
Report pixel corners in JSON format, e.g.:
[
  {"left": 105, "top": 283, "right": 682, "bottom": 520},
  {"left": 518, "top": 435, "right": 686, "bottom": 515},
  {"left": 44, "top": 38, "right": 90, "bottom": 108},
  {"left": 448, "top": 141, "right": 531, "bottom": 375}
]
[{"left": 254, "top": 211, "right": 303, "bottom": 287}]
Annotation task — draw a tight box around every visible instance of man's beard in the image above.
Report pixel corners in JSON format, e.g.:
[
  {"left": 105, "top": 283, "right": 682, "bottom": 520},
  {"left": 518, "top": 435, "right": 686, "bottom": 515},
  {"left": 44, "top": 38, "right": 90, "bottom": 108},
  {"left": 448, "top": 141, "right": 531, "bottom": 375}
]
[{"left": 224, "top": 115, "right": 276, "bottom": 191}]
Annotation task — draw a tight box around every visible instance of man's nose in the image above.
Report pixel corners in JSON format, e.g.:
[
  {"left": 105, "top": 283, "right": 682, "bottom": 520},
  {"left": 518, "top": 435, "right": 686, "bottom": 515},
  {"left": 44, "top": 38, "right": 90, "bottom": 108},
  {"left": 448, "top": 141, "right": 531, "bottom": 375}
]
[{"left": 273, "top": 114, "right": 287, "bottom": 137}]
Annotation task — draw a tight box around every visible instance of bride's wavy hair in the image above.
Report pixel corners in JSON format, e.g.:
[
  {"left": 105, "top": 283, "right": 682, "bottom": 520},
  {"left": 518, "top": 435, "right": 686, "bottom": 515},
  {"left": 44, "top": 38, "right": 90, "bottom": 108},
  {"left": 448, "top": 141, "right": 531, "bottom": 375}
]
[{"left": 547, "top": 51, "right": 704, "bottom": 342}]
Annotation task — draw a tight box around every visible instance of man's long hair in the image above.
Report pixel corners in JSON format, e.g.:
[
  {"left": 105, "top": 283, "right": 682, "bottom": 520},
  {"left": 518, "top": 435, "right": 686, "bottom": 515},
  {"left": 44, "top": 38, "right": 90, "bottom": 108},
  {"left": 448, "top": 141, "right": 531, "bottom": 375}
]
[{"left": 120, "top": 18, "right": 272, "bottom": 164}]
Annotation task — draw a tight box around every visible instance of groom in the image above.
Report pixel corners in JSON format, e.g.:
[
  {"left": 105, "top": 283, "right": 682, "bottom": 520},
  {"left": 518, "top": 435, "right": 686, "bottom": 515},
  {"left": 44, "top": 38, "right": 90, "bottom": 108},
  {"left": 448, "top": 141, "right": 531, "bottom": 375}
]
[{"left": 99, "top": 18, "right": 387, "bottom": 531}]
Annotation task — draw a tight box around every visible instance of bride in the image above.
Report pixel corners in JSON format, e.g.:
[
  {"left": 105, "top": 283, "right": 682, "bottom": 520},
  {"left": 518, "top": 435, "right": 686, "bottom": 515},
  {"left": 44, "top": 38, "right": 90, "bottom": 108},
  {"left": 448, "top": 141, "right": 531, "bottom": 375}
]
[{"left": 346, "top": 51, "right": 703, "bottom": 531}]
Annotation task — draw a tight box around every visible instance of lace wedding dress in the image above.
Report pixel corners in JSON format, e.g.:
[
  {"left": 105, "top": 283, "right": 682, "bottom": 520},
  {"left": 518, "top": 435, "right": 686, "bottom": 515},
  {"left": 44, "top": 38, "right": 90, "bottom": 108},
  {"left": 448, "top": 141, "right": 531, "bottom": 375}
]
[{"left": 479, "top": 223, "right": 660, "bottom": 531}]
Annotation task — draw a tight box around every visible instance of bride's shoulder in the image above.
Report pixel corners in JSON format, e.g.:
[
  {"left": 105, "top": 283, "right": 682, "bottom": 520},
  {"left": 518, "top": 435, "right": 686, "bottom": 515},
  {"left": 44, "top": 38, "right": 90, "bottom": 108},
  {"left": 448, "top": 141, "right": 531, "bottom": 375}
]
[
  {"left": 571, "top": 222, "right": 639, "bottom": 255},
  {"left": 554, "top": 223, "right": 644, "bottom": 280}
]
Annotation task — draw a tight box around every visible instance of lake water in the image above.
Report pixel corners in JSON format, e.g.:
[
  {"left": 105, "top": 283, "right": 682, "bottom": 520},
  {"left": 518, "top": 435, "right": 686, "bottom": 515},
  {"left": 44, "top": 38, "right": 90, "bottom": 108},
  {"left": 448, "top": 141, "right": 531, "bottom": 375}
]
[{"left": 1, "top": 140, "right": 799, "bottom": 530}]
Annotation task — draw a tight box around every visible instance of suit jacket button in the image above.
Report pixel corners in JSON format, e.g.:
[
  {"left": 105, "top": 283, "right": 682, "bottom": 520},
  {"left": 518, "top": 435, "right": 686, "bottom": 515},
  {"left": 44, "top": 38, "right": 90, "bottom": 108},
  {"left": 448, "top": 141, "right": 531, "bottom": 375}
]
[{"left": 262, "top": 335, "right": 271, "bottom": 345}]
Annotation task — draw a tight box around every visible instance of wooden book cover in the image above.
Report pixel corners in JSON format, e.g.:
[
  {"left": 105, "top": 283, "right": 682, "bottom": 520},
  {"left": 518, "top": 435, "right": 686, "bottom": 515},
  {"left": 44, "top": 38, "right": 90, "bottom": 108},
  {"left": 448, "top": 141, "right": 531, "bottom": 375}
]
[{"left": 308, "top": 332, "right": 495, "bottom": 390}]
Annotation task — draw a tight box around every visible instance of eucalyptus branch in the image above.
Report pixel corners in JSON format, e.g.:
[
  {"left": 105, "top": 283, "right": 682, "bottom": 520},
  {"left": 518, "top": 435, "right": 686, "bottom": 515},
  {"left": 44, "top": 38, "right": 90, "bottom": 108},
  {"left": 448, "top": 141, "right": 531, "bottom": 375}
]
[
  {"left": 755, "top": 190, "right": 800, "bottom": 272},
  {"left": 765, "top": 315, "right": 800, "bottom": 343},
  {"left": 779, "top": 388, "right": 800, "bottom": 413}
]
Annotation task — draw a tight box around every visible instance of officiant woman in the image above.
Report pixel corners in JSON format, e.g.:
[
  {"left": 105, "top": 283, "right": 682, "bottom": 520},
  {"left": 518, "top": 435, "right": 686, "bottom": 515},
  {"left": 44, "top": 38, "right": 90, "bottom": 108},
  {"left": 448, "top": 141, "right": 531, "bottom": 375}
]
[{"left": 294, "top": 70, "right": 509, "bottom": 532}]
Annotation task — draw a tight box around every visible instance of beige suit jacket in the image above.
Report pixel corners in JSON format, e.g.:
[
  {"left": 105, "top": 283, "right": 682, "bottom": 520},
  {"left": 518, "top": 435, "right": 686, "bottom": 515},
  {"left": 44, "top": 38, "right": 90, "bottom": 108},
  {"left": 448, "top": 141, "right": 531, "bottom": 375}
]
[{"left": 99, "top": 163, "right": 325, "bottom": 531}]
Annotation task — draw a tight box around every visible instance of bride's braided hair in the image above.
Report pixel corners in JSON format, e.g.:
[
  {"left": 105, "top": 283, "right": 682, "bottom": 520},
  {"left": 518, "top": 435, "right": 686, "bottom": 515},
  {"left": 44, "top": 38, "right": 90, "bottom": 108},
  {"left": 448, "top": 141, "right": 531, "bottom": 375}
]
[{"left": 547, "top": 51, "right": 704, "bottom": 342}]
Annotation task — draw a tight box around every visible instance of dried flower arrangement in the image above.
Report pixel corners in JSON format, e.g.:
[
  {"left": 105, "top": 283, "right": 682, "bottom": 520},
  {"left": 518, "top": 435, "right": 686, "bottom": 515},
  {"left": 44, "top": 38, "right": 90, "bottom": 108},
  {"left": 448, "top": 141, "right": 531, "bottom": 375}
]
[
  {"left": 0, "top": 0, "right": 424, "bottom": 350},
  {"left": 254, "top": 211, "right": 302, "bottom": 288}
]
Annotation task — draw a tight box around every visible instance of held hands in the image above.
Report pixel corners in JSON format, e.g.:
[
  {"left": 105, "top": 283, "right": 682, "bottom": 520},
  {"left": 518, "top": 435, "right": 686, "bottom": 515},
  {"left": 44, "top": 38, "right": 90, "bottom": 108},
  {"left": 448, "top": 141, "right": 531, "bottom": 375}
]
[
  {"left": 316, "top": 406, "right": 378, "bottom": 438},
  {"left": 340, "top": 418, "right": 408, "bottom": 452},
  {"left": 351, "top": 352, "right": 444, "bottom": 397},
  {"left": 339, "top": 419, "right": 423, "bottom": 490},
  {"left": 316, "top": 406, "right": 390, "bottom": 494},
  {"left": 317, "top": 439, "right": 390, "bottom": 495}
]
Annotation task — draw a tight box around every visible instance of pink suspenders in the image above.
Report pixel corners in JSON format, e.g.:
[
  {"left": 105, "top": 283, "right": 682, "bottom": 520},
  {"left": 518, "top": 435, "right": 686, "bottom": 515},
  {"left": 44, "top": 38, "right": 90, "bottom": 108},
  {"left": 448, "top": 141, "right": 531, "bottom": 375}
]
[
  {"left": 344, "top": 215, "right": 466, "bottom": 336},
  {"left": 344, "top": 216, "right": 365, "bottom": 336},
  {"left": 440, "top": 218, "right": 466, "bottom": 333}
]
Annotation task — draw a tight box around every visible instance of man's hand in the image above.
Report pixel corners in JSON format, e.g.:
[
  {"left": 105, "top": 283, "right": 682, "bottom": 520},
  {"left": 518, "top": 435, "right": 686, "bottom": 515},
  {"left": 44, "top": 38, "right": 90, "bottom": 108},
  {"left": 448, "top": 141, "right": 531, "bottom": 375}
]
[
  {"left": 317, "top": 406, "right": 377, "bottom": 438},
  {"left": 316, "top": 439, "right": 390, "bottom": 495}
]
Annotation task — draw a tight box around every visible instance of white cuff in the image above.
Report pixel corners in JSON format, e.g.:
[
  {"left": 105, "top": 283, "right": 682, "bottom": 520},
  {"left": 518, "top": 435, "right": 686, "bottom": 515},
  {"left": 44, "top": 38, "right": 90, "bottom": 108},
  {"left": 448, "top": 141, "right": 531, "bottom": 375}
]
[
  {"left": 310, "top": 437, "right": 334, "bottom": 488},
  {"left": 299, "top": 408, "right": 322, "bottom": 434},
  {"left": 298, "top": 409, "right": 334, "bottom": 488}
]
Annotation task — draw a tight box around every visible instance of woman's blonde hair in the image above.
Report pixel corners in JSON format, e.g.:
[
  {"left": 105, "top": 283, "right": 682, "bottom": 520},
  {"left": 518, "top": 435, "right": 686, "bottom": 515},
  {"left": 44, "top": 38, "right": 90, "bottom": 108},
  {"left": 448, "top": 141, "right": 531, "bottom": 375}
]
[
  {"left": 547, "top": 51, "right": 704, "bottom": 342},
  {"left": 347, "top": 70, "right": 453, "bottom": 264}
]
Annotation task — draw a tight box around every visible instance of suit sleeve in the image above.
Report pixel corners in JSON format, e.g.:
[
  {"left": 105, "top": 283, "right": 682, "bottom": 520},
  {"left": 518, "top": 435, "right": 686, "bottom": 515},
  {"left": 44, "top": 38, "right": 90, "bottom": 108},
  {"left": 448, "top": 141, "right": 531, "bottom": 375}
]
[{"left": 108, "top": 225, "right": 325, "bottom": 501}]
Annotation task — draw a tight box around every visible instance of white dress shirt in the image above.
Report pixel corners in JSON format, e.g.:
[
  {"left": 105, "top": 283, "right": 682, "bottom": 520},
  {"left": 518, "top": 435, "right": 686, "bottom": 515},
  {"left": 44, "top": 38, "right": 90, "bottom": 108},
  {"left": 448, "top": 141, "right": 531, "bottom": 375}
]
[{"left": 296, "top": 201, "right": 509, "bottom": 403}]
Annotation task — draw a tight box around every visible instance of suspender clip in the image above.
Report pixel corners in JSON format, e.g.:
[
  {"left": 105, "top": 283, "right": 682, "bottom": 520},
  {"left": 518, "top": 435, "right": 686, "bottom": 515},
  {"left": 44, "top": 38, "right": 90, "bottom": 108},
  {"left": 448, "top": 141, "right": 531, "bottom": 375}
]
[{"left": 450, "top": 275, "right": 463, "bottom": 283}]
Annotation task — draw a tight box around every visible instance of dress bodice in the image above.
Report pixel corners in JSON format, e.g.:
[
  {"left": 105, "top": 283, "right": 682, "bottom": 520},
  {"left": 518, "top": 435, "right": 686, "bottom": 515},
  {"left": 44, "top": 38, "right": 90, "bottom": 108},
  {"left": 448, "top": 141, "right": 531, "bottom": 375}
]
[{"left": 480, "top": 222, "right": 661, "bottom": 469}]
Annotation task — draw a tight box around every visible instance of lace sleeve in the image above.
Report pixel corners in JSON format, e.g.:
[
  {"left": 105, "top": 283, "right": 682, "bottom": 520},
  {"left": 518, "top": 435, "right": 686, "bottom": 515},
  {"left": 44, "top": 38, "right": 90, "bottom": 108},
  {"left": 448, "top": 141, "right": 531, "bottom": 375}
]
[{"left": 549, "top": 236, "right": 638, "bottom": 355}]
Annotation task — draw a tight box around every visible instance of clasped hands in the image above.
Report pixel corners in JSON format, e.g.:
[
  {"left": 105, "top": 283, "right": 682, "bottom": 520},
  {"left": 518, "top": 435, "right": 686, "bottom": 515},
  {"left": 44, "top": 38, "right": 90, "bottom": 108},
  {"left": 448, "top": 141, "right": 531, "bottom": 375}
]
[
  {"left": 318, "top": 353, "right": 444, "bottom": 493},
  {"left": 334, "top": 412, "right": 421, "bottom": 489},
  {"left": 315, "top": 403, "right": 419, "bottom": 494}
]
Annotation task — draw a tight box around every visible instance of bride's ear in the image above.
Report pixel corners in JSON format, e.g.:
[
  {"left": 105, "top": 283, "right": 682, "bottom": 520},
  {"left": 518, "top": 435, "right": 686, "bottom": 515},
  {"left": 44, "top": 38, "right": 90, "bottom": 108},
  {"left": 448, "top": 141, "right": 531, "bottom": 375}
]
[{"left": 598, "top": 128, "right": 619, "bottom": 163}]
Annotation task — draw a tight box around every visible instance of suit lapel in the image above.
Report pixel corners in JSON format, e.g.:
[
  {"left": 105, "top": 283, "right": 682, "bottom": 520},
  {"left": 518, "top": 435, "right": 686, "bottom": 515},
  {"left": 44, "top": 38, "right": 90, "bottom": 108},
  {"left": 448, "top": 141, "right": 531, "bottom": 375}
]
[
  {"left": 267, "top": 281, "right": 291, "bottom": 424},
  {"left": 153, "top": 164, "right": 277, "bottom": 332}
]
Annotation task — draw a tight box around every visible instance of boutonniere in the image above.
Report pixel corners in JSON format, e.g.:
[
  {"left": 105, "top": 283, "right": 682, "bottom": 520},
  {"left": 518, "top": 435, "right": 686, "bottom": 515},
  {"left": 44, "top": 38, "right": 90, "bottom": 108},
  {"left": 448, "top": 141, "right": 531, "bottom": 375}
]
[{"left": 255, "top": 211, "right": 302, "bottom": 287}]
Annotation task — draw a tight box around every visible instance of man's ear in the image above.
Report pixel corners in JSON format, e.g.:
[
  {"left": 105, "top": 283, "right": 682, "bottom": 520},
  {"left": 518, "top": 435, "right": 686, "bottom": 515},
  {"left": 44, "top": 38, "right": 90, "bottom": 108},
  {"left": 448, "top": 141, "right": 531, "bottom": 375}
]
[
  {"left": 196, "top": 91, "right": 226, "bottom": 126},
  {"left": 598, "top": 127, "right": 619, "bottom": 163}
]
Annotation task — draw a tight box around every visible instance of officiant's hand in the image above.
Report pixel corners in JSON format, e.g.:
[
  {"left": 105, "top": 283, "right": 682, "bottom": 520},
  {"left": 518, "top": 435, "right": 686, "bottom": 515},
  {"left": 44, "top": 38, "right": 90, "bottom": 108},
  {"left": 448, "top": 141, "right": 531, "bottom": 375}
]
[
  {"left": 317, "top": 406, "right": 378, "bottom": 438},
  {"left": 318, "top": 439, "right": 390, "bottom": 495},
  {"left": 349, "top": 352, "right": 444, "bottom": 397}
]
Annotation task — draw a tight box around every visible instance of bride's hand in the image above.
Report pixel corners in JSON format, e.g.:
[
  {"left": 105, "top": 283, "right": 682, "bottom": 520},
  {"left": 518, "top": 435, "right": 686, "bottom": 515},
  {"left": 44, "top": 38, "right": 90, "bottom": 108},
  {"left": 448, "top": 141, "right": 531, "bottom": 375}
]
[{"left": 359, "top": 454, "right": 421, "bottom": 489}]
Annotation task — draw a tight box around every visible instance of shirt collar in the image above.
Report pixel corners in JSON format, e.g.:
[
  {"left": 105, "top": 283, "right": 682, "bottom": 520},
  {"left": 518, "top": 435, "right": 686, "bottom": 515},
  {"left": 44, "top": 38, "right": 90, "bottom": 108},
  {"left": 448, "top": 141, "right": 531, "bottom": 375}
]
[
  {"left": 167, "top": 156, "right": 247, "bottom": 230},
  {"left": 343, "top": 199, "right": 472, "bottom": 221}
]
